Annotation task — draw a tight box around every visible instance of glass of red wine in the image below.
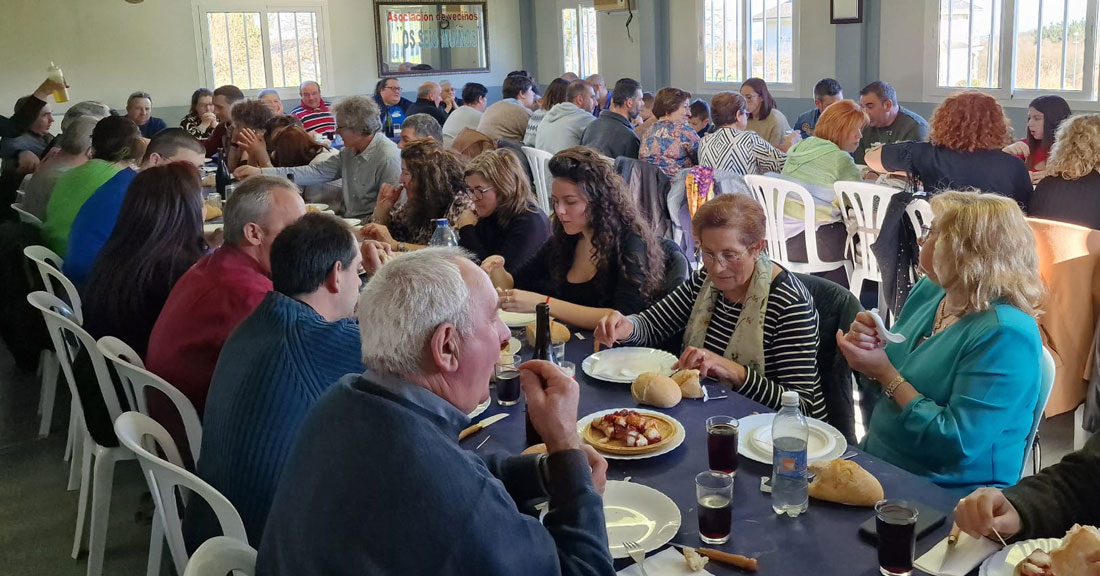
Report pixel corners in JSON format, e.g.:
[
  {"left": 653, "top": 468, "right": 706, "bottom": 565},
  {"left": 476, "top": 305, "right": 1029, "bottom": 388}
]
[
  {"left": 695, "top": 471, "right": 734, "bottom": 545},
  {"left": 495, "top": 354, "right": 521, "bottom": 406},
  {"left": 706, "top": 416, "right": 739, "bottom": 475},
  {"left": 874, "top": 500, "right": 919, "bottom": 576}
]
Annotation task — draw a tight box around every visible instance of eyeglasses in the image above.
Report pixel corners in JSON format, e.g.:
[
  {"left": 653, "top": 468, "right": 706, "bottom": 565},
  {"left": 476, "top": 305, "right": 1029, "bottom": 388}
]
[
  {"left": 383, "top": 85, "right": 402, "bottom": 92},
  {"left": 466, "top": 186, "right": 495, "bottom": 199},
  {"left": 699, "top": 247, "right": 752, "bottom": 267},
  {"left": 918, "top": 225, "right": 934, "bottom": 245}
]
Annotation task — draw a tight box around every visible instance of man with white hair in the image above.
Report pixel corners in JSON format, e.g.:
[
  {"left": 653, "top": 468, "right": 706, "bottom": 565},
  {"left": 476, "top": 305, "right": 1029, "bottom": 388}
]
[
  {"left": 258, "top": 247, "right": 615, "bottom": 576},
  {"left": 398, "top": 113, "right": 442, "bottom": 149},
  {"left": 406, "top": 81, "right": 449, "bottom": 126},
  {"left": 291, "top": 80, "right": 336, "bottom": 137},
  {"left": 235, "top": 96, "right": 401, "bottom": 219},
  {"left": 439, "top": 80, "right": 463, "bottom": 114}
]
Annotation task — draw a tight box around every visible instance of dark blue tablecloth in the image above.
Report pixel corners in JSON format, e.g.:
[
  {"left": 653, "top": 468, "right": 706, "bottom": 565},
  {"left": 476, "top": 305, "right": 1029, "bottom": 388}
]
[{"left": 463, "top": 332, "right": 960, "bottom": 575}]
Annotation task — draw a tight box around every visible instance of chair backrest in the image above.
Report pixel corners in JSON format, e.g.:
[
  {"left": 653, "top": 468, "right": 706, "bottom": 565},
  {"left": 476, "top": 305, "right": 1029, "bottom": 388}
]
[
  {"left": 743, "top": 174, "right": 840, "bottom": 274},
  {"left": 520, "top": 146, "right": 553, "bottom": 215},
  {"left": 11, "top": 203, "right": 43, "bottom": 227},
  {"left": 183, "top": 536, "right": 257, "bottom": 576},
  {"left": 658, "top": 237, "right": 690, "bottom": 298},
  {"left": 1023, "top": 347, "right": 1057, "bottom": 477},
  {"left": 115, "top": 412, "right": 248, "bottom": 574},
  {"left": 26, "top": 292, "right": 120, "bottom": 443},
  {"left": 905, "top": 198, "right": 933, "bottom": 241},
  {"left": 835, "top": 181, "right": 899, "bottom": 284},
  {"left": 98, "top": 336, "right": 203, "bottom": 463},
  {"left": 23, "top": 245, "right": 82, "bottom": 325}
]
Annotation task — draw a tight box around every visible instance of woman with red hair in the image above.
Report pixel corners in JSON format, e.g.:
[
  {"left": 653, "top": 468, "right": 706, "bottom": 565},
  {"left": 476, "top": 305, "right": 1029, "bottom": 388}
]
[{"left": 865, "top": 91, "right": 1032, "bottom": 209}]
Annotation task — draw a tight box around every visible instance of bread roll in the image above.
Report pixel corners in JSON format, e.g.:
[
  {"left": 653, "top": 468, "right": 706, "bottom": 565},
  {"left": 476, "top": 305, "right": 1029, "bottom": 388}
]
[
  {"left": 525, "top": 320, "right": 571, "bottom": 347},
  {"left": 1051, "top": 524, "right": 1100, "bottom": 576},
  {"left": 631, "top": 372, "right": 681, "bottom": 408},
  {"left": 807, "top": 458, "right": 884, "bottom": 507},
  {"left": 682, "top": 547, "right": 709, "bottom": 572},
  {"left": 672, "top": 369, "right": 703, "bottom": 399},
  {"left": 521, "top": 443, "right": 548, "bottom": 456},
  {"left": 204, "top": 205, "right": 222, "bottom": 221}
]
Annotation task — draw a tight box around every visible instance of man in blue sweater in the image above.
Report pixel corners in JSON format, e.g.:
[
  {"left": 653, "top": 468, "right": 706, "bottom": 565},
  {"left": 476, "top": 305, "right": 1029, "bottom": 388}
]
[
  {"left": 257, "top": 247, "right": 614, "bottom": 576},
  {"left": 184, "top": 213, "right": 366, "bottom": 550}
]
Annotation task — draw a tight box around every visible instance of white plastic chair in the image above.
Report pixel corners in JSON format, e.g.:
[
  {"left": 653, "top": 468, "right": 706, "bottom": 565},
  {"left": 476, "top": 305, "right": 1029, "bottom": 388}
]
[
  {"left": 23, "top": 245, "right": 83, "bottom": 475},
  {"left": 743, "top": 174, "right": 851, "bottom": 277},
  {"left": 115, "top": 412, "right": 248, "bottom": 576},
  {"left": 906, "top": 198, "right": 933, "bottom": 241},
  {"left": 835, "top": 181, "right": 899, "bottom": 309},
  {"left": 521, "top": 146, "right": 553, "bottom": 215},
  {"left": 183, "top": 536, "right": 257, "bottom": 576},
  {"left": 1023, "top": 347, "right": 1057, "bottom": 477},
  {"left": 11, "top": 202, "right": 43, "bottom": 227},
  {"left": 27, "top": 292, "right": 134, "bottom": 576}
]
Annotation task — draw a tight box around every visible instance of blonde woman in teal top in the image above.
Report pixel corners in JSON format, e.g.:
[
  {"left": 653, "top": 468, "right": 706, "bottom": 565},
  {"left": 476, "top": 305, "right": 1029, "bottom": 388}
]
[{"left": 837, "top": 191, "right": 1044, "bottom": 492}]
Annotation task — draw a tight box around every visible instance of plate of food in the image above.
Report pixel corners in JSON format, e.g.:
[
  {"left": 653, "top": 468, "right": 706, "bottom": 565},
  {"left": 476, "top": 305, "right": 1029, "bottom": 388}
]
[
  {"left": 467, "top": 396, "right": 491, "bottom": 420},
  {"left": 979, "top": 525, "right": 1100, "bottom": 576},
  {"left": 603, "top": 481, "right": 681, "bottom": 559},
  {"left": 343, "top": 218, "right": 362, "bottom": 227},
  {"left": 305, "top": 203, "right": 329, "bottom": 213},
  {"left": 578, "top": 408, "right": 685, "bottom": 459},
  {"left": 498, "top": 310, "right": 537, "bottom": 328},
  {"left": 581, "top": 347, "right": 678, "bottom": 383},
  {"left": 736, "top": 413, "right": 846, "bottom": 465}
]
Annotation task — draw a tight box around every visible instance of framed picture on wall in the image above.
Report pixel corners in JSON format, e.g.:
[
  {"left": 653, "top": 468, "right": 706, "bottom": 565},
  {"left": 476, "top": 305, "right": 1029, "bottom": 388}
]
[
  {"left": 830, "top": 0, "right": 863, "bottom": 24},
  {"left": 374, "top": 2, "right": 490, "bottom": 76}
]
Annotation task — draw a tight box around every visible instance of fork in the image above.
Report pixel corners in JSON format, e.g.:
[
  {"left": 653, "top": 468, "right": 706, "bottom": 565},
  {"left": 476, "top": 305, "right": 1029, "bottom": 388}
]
[{"left": 622, "top": 541, "right": 649, "bottom": 576}]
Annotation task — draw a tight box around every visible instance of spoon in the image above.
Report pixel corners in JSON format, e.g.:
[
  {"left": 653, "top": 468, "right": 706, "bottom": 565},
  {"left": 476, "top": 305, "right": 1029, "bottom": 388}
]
[{"left": 870, "top": 308, "right": 907, "bottom": 344}]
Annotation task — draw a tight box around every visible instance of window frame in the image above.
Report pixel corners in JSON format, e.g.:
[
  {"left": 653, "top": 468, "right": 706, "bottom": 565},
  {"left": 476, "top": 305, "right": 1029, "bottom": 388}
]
[
  {"left": 191, "top": 0, "right": 334, "bottom": 98},
  {"left": 696, "top": 0, "right": 801, "bottom": 97},
  {"left": 923, "top": 0, "right": 1100, "bottom": 108},
  {"left": 560, "top": 2, "right": 599, "bottom": 78}
]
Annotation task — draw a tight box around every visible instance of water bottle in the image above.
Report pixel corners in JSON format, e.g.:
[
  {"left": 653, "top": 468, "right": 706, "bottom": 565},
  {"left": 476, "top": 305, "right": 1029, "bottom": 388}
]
[
  {"left": 771, "top": 391, "right": 809, "bottom": 517},
  {"left": 428, "top": 218, "right": 459, "bottom": 247}
]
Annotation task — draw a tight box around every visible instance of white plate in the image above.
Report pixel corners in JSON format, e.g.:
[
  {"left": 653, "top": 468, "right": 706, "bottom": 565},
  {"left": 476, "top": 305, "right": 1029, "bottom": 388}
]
[
  {"left": 581, "top": 347, "right": 678, "bottom": 383},
  {"left": 577, "top": 408, "right": 686, "bottom": 460},
  {"left": 603, "top": 481, "right": 682, "bottom": 559},
  {"left": 750, "top": 419, "right": 838, "bottom": 461},
  {"left": 736, "top": 413, "right": 847, "bottom": 465},
  {"left": 978, "top": 538, "right": 1063, "bottom": 576},
  {"left": 343, "top": 218, "right": 362, "bottom": 227},
  {"left": 305, "top": 203, "right": 329, "bottom": 212},
  {"left": 504, "top": 337, "right": 521, "bottom": 355},
  {"left": 498, "top": 310, "right": 537, "bottom": 328},
  {"left": 467, "top": 396, "right": 490, "bottom": 419},
  {"left": 203, "top": 223, "right": 222, "bottom": 234}
]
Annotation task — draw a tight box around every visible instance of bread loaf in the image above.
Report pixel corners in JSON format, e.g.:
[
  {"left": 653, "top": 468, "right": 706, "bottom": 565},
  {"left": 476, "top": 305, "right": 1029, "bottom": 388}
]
[
  {"left": 525, "top": 320, "right": 571, "bottom": 347},
  {"left": 807, "top": 458, "right": 884, "bottom": 507},
  {"left": 521, "top": 443, "right": 548, "bottom": 456},
  {"left": 672, "top": 369, "right": 703, "bottom": 399},
  {"left": 631, "top": 372, "right": 682, "bottom": 408},
  {"left": 1050, "top": 524, "right": 1100, "bottom": 576}
]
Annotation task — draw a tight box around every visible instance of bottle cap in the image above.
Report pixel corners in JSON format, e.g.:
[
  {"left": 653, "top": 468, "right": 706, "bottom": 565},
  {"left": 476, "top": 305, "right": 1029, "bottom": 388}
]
[
  {"left": 781, "top": 391, "right": 799, "bottom": 407},
  {"left": 437, "top": 218, "right": 449, "bottom": 227}
]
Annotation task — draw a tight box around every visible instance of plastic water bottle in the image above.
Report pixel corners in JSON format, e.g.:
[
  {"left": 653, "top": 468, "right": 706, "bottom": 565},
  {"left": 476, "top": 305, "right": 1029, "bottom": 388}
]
[
  {"left": 771, "top": 391, "right": 809, "bottom": 517},
  {"left": 429, "top": 218, "right": 459, "bottom": 247}
]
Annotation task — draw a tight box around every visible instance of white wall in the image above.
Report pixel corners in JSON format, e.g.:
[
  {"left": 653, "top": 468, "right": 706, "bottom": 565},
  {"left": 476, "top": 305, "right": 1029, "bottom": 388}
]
[
  {"left": 0, "top": 0, "right": 522, "bottom": 123},
  {"left": 595, "top": 10, "right": 642, "bottom": 84}
]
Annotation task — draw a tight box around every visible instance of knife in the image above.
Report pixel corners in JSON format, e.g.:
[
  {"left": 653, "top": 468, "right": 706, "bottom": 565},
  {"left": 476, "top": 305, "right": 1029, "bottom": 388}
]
[
  {"left": 460, "top": 413, "right": 509, "bottom": 440},
  {"left": 667, "top": 543, "right": 758, "bottom": 572}
]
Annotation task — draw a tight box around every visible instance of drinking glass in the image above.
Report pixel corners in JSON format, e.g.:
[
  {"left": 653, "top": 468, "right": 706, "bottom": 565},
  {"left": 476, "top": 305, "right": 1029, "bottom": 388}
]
[
  {"left": 557, "top": 360, "right": 576, "bottom": 379},
  {"left": 695, "top": 471, "right": 733, "bottom": 545},
  {"left": 706, "top": 416, "right": 739, "bottom": 475},
  {"left": 205, "top": 192, "right": 222, "bottom": 214},
  {"left": 495, "top": 354, "right": 521, "bottom": 406},
  {"left": 551, "top": 341, "right": 566, "bottom": 360},
  {"left": 875, "top": 499, "right": 918, "bottom": 576}
]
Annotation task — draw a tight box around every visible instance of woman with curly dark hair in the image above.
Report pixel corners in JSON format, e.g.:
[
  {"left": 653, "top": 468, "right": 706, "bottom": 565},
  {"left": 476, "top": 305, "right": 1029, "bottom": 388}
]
[
  {"left": 483, "top": 146, "right": 674, "bottom": 330},
  {"left": 865, "top": 90, "right": 1032, "bottom": 209},
  {"left": 362, "top": 139, "right": 474, "bottom": 249}
]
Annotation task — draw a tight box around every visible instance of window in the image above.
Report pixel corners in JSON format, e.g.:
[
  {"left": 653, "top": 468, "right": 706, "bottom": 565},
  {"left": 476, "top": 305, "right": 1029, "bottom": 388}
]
[
  {"left": 703, "top": 0, "right": 794, "bottom": 85},
  {"left": 197, "top": 5, "right": 326, "bottom": 91},
  {"left": 562, "top": 5, "right": 598, "bottom": 77},
  {"left": 932, "top": 0, "right": 1099, "bottom": 100}
]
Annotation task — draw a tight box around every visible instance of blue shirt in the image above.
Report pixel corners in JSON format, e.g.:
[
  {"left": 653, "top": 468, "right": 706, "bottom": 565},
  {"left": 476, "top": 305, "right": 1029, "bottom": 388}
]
[
  {"left": 862, "top": 278, "right": 1042, "bottom": 492},
  {"left": 63, "top": 167, "right": 138, "bottom": 288},
  {"left": 794, "top": 107, "right": 822, "bottom": 139}
]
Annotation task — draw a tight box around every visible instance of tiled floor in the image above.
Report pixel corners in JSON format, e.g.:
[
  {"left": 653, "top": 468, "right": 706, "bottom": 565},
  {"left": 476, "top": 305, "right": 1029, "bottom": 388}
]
[{"left": 0, "top": 337, "right": 1081, "bottom": 575}]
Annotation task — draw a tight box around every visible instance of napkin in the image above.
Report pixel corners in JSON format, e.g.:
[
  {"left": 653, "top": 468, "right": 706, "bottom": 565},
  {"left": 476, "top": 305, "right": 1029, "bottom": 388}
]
[
  {"left": 616, "top": 548, "right": 715, "bottom": 576},
  {"left": 914, "top": 532, "right": 1000, "bottom": 576}
]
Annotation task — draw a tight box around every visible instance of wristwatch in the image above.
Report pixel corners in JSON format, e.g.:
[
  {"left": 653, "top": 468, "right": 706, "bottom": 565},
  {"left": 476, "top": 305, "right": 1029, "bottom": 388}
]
[{"left": 884, "top": 375, "right": 906, "bottom": 399}]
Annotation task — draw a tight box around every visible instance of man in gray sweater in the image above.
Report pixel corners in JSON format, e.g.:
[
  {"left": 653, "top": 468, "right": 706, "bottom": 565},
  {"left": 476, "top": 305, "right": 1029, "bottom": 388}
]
[{"left": 257, "top": 248, "right": 614, "bottom": 576}]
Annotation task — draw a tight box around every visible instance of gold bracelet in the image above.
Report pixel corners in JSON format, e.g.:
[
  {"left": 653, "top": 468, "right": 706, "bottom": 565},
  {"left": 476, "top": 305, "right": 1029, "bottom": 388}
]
[{"left": 884, "top": 375, "right": 906, "bottom": 399}]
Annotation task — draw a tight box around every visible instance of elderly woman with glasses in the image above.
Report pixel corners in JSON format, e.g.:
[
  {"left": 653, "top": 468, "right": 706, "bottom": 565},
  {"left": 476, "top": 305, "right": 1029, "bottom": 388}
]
[
  {"left": 698, "top": 92, "right": 789, "bottom": 175},
  {"left": 595, "top": 193, "right": 826, "bottom": 417},
  {"left": 837, "top": 191, "right": 1044, "bottom": 492},
  {"left": 454, "top": 149, "right": 550, "bottom": 272}
]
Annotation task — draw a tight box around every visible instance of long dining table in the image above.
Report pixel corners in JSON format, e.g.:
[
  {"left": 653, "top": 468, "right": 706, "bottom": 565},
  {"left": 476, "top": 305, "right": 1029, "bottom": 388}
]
[{"left": 461, "top": 329, "right": 961, "bottom": 575}]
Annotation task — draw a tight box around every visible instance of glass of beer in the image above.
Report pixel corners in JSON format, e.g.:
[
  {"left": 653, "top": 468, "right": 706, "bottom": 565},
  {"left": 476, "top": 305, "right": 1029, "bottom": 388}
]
[
  {"left": 706, "top": 416, "right": 739, "bottom": 475},
  {"left": 695, "top": 471, "right": 733, "bottom": 545},
  {"left": 495, "top": 354, "right": 521, "bottom": 406},
  {"left": 875, "top": 500, "right": 919, "bottom": 576}
]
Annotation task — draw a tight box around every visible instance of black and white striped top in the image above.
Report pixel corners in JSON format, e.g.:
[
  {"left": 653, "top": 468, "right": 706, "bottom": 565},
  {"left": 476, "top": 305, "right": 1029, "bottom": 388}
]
[
  {"left": 698, "top": 127, "right": 786, "bottom": 176},
  {"left": 622, "top": 268, "right": 826, "bottom": 418}
]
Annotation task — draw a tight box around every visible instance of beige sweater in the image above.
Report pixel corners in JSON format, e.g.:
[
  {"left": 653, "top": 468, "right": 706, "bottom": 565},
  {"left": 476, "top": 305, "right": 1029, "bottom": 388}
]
[
  {"left": 477, "top": 100, "right": 532, "bottom": 142},
  {"left": 747, "top": 109, "right": 791, "bottom": 148}
]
